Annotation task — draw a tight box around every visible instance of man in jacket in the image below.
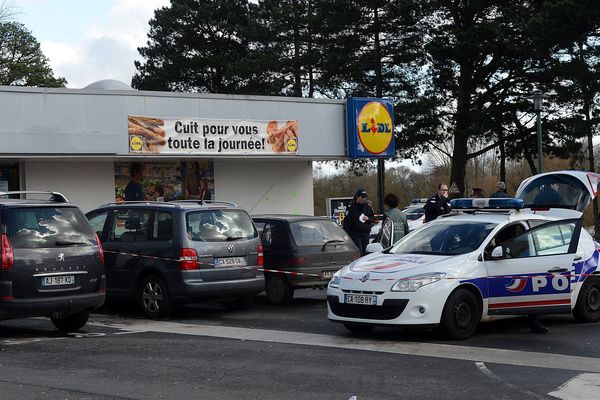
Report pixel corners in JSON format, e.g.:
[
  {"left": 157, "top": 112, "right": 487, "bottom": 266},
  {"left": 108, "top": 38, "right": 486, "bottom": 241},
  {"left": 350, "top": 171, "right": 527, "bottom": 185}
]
[
  {"left": 344, "top": 189, "right": 375, "bottom": 255},
  {"left": 424, "top": 183, "right": 450, "bottom": 223}
]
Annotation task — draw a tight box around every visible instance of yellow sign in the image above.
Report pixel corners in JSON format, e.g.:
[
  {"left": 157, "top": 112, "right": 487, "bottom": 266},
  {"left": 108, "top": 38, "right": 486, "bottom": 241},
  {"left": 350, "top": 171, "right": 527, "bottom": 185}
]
[
  {"left": 130, "top": 135, "right": 143, "bottom": 152},
  {"left": 356, "top": 102, "right": 393, "bottom": 155},
  {"left": 286, "top": 138, "right": 298, "bottom": 152}
]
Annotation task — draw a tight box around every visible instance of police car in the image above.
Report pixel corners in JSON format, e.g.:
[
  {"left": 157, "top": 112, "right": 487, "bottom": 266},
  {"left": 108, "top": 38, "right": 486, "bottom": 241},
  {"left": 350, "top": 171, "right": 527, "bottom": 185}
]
[{"left": 327, "top": 171, "right": 600, "bottom": 339}]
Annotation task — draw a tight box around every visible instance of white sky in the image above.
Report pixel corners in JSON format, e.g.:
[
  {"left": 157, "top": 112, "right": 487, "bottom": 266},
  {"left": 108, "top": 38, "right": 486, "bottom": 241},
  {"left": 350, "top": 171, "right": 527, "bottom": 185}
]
[{"left": 13, "top": 0, "right": 171, "bottom": 88}]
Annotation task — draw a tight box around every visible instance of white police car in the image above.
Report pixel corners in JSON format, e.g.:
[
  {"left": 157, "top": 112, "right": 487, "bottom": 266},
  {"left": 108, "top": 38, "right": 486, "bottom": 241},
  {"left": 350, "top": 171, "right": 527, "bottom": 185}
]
[{"left": 327, "top": 171, "right": 600, "bottom": 339}]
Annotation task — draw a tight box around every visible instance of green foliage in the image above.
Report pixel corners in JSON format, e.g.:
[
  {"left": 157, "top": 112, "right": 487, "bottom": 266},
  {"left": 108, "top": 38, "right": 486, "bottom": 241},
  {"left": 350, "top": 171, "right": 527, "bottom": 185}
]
[{"left": 0, "top": 22, "right": 66, "bottom": 87}]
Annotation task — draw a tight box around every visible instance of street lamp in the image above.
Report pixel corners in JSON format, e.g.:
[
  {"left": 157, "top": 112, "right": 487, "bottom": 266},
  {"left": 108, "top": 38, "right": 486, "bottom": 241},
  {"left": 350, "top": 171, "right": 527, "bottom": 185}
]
[{"left": 529, "top": 91, "right": 548, "bottom": 173}]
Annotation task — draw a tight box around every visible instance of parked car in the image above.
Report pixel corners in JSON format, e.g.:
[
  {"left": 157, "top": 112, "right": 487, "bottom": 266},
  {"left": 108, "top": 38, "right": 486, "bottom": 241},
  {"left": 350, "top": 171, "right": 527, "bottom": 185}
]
[
  {"left": 0, "top": 191, "right": 105, "bottom": 330},
  {"left": 327, "top": 171, "right": 600, "bottom": 339},
  {"left": 402, "top": 199, "right": 427, "bottom": 232},
  {"left": 86, "top": 200, "right": 264, "bottom": 317},
  {"left": 252, "top": 215, "right": 360, "bottom": 304}
]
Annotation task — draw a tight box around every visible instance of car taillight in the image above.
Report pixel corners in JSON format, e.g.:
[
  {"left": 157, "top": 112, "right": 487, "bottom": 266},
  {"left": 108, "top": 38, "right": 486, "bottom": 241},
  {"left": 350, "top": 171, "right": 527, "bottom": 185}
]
[
  {"left": 1, "top": 233, "right": 14, "bottom": 270},
  {"left": 180, "top": 248, "right": 199, "bottom": 270},
  {"left": 95, "top": 233, "right": 104, "bottom": 266},
  {"left": 257, "top": 243, "right": 264, "bottom": 267}
]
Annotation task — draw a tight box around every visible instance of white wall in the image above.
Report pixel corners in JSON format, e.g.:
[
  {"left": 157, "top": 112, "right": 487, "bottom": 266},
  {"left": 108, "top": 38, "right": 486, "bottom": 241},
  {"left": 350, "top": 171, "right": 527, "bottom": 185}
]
[
  {"left": 24, "top": 161, "right": 115, "bottom": 212},
  {"left": 214, "top": 160, "right": 314, "bottom": 215}
]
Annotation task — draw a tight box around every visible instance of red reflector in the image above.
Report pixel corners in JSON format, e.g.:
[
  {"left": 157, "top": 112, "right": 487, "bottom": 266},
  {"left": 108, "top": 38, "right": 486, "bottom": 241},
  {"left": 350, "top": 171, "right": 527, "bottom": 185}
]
[
  {"left": 2, "top": 296, "right": 13, "bottom": 301},
  {"left": 95, "top": 233, "right": 104, "bottom": 266},
  {"left": 288, "top": 257, "right": 306, "bottom": 266},
  {"left": 257, "top": 243, "right": 264, "bottom": 267},
  {"left": 180, "top": 248, "right": 199, "bottom": 270},
  {"left": 1, "top": 233, "right": 14, "bottom": 270}
]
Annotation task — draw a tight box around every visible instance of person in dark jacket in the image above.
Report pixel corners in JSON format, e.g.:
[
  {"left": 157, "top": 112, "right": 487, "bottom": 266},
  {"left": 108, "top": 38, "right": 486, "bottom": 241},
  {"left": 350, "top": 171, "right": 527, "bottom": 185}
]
[
  {"left": 424, "top": 183, "right": 450, "bottom": 223},
  {"left": 124, "top": 162, "right": 145, "bottom": 201},
  {"left": 490, "top": 181, "right": 510, "bottom": 198},
  {"left": 344, "top": 189, "right": 375, "bottom": 255}
]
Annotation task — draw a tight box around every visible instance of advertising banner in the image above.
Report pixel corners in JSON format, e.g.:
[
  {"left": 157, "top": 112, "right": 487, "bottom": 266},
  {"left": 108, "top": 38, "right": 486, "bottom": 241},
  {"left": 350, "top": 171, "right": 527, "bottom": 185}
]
[
  {"left": 346, "top": 97, "right": 395, "bottom": 159},
  {"left": 128, "top": 115, "right": 298, "bottom": 155}
]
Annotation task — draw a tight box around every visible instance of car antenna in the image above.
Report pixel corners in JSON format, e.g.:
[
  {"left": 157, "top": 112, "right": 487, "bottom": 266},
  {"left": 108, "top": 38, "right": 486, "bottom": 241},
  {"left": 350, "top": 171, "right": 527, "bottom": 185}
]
[{"left": 249, "top": 183, "right": 274, "bottom": 213}]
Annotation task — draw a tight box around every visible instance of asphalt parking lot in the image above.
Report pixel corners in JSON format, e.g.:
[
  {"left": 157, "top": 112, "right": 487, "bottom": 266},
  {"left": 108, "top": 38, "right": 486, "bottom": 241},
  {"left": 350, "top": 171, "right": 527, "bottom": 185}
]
[{"left": 1, "top": 290, "right": 598, "bottom": 400}]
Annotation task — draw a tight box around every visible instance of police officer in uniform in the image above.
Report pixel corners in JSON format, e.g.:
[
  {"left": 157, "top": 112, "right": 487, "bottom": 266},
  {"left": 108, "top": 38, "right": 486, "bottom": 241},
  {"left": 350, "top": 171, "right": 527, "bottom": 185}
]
[{"left": 424, "top": 183, "right": 451, "bottom": 223}]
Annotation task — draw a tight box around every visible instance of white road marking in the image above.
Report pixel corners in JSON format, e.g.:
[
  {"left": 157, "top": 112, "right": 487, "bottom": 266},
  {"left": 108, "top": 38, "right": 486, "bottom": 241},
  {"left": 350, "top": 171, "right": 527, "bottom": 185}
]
[
  {"left": 475, "top": 362, "right": 546, "bottom": 400},
  {"left": 88, "top": 318, "right": 600, "bottom": 373},
  {"left": 548, "top": 373, "right": 600, "bottom": 400}
]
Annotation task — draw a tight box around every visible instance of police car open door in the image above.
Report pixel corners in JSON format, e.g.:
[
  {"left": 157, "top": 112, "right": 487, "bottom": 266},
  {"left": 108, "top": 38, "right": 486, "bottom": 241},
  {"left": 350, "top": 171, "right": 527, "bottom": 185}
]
[{"left": 484, "top": 218, "right": 582, "bottom": 315}]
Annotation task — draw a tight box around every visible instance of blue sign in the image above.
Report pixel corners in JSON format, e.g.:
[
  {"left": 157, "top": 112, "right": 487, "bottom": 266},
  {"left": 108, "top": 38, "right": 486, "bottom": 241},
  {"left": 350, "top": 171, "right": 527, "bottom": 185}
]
[{"left": 346, "top": 97, "right": 395, "bottom": 159}]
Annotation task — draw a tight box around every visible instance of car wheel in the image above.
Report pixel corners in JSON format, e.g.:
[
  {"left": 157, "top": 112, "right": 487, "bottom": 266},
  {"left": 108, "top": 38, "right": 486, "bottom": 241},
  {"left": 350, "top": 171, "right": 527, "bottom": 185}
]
[
  {"left": 139, "top": 275, "right": 174, "bottom": 318},
  {"left": 265, "top": 274, "right": 294, "bottom": 305},
  {"left": 344, "top": 323, "right": 375, "bottom": 334},
  {"left": 222, "top": 295, "right": 254, "bottom": 311},
  {"left": 51, "top": 311, "right": 90, "bottom": 331},
  {"left": 573, "top": 277, "right": 600, "bottom": 323},
  {"left": 439, "top": 288, "right": 480, "bottom": 340}
]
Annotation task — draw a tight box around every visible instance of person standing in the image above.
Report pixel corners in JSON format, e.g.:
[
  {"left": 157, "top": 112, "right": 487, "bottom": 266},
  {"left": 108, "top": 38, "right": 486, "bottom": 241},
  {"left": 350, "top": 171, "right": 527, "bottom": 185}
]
[
  {"left": 379, "top": 193, "right": 409, "bottom": 245},
  {"left": 124, "top": 162, "right": 145, "bottom": 201},
  {"left": 490, "top": 181, "right": 510, "bottom": 198},
  {"left": 470, "top": 187, "right": 486, "bottom": 198},
  {"left": 424, "top": 183, "right": 450, "bottom": 223},
  {"left": 344, "top": 189, "right": 375, "bottom": 255}
]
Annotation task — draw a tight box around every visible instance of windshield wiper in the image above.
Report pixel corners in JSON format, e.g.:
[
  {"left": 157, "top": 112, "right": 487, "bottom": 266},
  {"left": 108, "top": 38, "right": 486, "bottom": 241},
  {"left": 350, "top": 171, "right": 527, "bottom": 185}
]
[
  {"left": 322, "top": 239, "right": 344, "bottom": 251},
  {"left": 55, "top": 240, "right": 87, "bottom": 246},
  {"left": 225, "top": 236, "right": 246, "bottom": 241}
]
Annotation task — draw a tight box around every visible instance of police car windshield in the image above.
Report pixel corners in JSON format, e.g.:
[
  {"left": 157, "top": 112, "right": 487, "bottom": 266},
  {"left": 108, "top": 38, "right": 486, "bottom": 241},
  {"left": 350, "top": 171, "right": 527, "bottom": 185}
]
[{"left": 390, "top": 221, "right": 497, "bottom": 256}]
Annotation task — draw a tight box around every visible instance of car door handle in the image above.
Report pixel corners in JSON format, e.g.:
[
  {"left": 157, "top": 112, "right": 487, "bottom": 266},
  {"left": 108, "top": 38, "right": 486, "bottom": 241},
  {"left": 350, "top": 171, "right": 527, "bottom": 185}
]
[
  {"left": 547, "top": 267, "right": 568, "bottom": 274},
  {"left": 574, "top": 254, "right": 583, "bottom": 261}
]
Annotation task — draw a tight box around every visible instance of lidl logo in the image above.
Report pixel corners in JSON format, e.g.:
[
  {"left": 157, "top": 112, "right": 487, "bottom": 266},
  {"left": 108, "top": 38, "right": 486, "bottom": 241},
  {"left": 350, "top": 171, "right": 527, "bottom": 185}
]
[
  {"left": 356, "top": 101, "right": 393, "bottom": 155},
  {"left": 286, "top": 138, "right": 298, "bottom": 152},
  {"left": 130, "top": 135, "right": 143, "bottom": 152}
]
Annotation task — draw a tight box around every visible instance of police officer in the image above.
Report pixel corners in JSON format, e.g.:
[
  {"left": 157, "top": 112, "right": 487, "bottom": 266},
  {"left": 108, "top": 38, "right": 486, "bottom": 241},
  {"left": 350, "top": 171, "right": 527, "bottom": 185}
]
[
  {"left": 344, "top": 189, "right": 375, "bottom": 255},
  {"left": 424, "top": 183, "right": 450, "bottom": 223}
]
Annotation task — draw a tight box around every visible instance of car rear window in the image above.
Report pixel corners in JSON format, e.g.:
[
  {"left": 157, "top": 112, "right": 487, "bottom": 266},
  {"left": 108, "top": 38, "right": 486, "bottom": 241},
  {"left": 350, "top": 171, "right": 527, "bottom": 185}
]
[
  {"left": 186, "top": 209, "right": 257, "bottom": 242},
  {"left": 290, "top": 220, "right": 348, "bottom": 246},
  {"left": 3, "top": 207, "right": 97, "bottom": 249}
]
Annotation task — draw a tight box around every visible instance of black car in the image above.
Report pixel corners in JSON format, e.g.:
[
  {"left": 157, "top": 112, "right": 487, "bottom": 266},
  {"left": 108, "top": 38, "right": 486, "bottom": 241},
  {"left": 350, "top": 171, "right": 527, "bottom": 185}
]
[
  {"left": 252, "top": 215, "right": 360, "bottom": 304},
  {"left": 0, "top": 191, "right": 106, "bottom": 330},
  {"left": 86, "top": 200, "right": 265, "bottom": 317}
]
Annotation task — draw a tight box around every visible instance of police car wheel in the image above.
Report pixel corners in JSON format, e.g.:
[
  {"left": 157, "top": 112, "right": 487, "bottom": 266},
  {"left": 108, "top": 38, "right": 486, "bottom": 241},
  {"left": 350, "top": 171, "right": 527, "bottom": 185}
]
[
  {"left": 344, "top": 323, "right": 375, "bottom": 334},
  {"left": 439, "top": 288, "right": 480, "bottom": 340},
  {"left": 573, "top": 277, "right": 600, "bottom": 323}
]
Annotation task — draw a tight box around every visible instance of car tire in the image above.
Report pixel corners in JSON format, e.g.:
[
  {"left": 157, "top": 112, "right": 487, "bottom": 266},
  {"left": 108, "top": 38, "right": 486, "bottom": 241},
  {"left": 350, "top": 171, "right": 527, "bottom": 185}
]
[
  {"left": 439, "top": 288, "right": 480, "bottom": 340},
  {"left": 222, "top": 295, "right": 254, "bottom": 311},
  {"left": 265, "top": 274, "right": 294, "bottom": 305},
  {"left": 139, "top": 275, "right": 174, "bottom": 318},
  {"left": 344, "top": 323, "right": 375, "bottom": 334},
  {"left": 51, "top": 311, "right": 90, "bottom": 331},
  {"left": 573, "top": 276, "right": 600, "bottom": 323}
]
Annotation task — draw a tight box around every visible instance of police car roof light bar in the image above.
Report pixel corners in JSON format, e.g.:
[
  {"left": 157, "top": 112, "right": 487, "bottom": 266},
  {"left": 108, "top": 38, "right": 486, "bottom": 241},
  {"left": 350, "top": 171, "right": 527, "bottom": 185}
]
[{"left": 450, "top": 198, "right": 524, "bottom": 210}]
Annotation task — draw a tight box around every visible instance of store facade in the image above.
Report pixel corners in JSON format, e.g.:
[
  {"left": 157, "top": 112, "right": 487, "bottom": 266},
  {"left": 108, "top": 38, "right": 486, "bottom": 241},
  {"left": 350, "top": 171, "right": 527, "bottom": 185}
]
[{"left": 0, "top": 84, "right": 348, "bottom": 213}]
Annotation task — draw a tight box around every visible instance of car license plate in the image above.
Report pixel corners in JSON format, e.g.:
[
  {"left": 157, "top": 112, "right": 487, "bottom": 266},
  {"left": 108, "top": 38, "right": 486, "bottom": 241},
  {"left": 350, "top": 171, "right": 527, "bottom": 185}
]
[
  {"left": 321, "top": 270, "right": 335, "bottom": 279},
  {"left": 214, "top": 257, "right": 246, "bottom": 268},
  {"left": 344, "top": 294, "right": 377, "bottom": 305},
  {"left": 42, "top": 275, "right": 75, "bottom": 286}
]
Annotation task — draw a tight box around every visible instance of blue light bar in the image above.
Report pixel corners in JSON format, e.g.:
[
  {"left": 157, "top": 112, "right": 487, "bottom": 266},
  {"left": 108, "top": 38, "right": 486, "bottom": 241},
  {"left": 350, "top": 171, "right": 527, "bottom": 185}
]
[{"left": 450, "top": 198, "right": 524, "bottom": 210}]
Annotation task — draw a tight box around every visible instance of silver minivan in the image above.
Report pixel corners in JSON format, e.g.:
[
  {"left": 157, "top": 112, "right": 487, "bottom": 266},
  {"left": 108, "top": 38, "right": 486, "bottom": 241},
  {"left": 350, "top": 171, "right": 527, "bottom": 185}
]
[{"left": 86, "top": 200, "right": 264, "bottom": 317}]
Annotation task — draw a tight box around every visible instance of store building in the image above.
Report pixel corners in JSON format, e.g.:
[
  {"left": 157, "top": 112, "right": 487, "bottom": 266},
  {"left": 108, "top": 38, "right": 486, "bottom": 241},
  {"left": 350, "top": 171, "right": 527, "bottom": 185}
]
[{"left": 0, "top": 81, "right": 350, "bottom": 213}]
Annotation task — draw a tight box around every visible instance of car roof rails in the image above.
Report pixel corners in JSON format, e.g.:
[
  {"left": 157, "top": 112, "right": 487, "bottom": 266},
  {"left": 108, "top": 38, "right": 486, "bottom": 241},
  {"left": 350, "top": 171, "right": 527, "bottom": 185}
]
[
  {"left": 169, "top": 200, "right": 238, "bottom": 207},
  {"left": 0, "top": 191, "right": 69, "bottom": 203},
  {"left": 99, "top": 201, "right": 183, "bottom": 208}
]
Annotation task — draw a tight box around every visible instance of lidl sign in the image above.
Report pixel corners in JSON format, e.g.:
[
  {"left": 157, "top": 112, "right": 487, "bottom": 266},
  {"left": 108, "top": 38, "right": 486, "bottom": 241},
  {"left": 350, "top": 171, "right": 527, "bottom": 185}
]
[{"left": 346, "top": 97, "right": 395, "bottom": 159}]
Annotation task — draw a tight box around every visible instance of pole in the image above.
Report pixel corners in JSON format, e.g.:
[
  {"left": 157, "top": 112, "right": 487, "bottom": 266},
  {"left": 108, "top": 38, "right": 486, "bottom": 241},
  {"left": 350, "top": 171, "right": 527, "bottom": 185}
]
[
  {"left": 377, "top": 158, "right": 385, "bottom": 214},
  {"left": 536, "top": 109, "right": 543, "bottom": 173}
]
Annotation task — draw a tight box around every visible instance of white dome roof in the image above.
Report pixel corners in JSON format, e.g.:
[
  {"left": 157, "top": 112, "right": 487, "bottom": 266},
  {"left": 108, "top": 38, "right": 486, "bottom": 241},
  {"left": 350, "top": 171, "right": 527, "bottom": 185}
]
[{"left": 83, "top": 79, "right": 133, "bottom": 90}]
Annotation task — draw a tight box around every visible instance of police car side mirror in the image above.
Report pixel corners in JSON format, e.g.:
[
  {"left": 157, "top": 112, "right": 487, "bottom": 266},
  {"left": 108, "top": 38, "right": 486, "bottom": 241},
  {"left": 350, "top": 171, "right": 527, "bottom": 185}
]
[
  {"left": 365, "top": 242, "right": 384, "bottom": 254},
  {"left": 490, "top": 246, "right": 504, "bottom": 259}
]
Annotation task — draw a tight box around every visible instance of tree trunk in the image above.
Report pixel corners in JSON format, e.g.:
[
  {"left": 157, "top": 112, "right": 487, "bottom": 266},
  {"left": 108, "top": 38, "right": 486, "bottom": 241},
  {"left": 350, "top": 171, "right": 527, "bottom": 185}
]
[{"left": 499, "top": 130, "right": 506, "bottom": 182}]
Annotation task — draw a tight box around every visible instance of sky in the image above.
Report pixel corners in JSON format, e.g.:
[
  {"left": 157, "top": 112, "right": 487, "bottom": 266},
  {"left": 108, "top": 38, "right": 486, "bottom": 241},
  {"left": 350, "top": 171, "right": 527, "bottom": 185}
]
[{"left": 13, "top": 0, "right": 171, "bottom": 88}]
